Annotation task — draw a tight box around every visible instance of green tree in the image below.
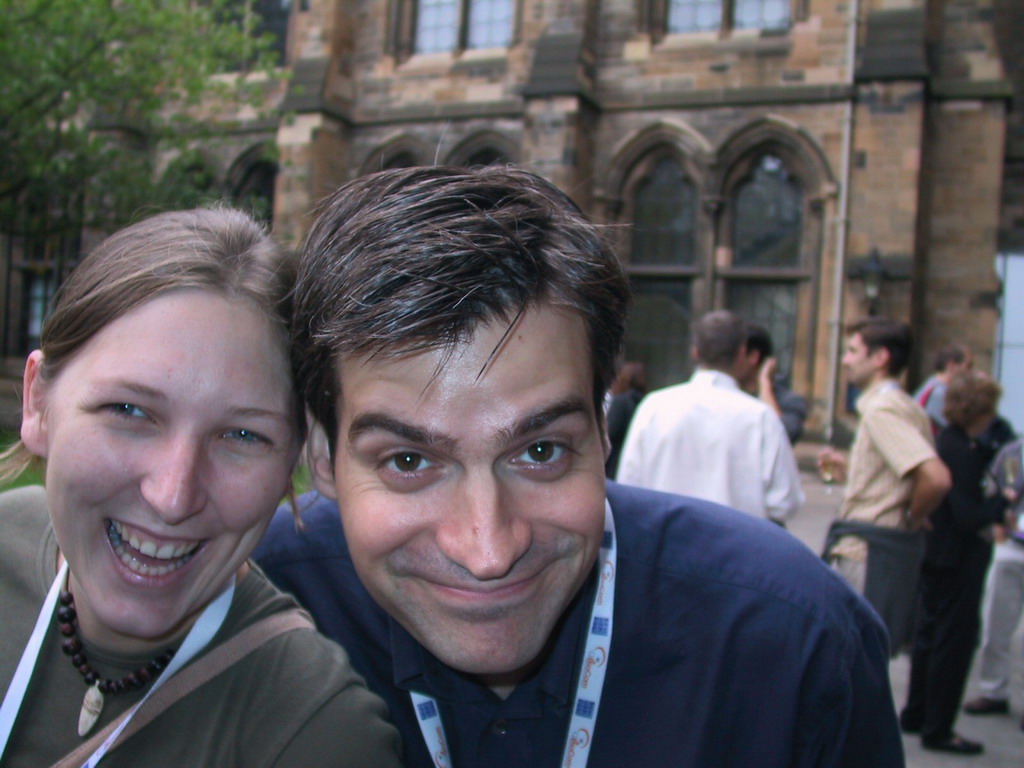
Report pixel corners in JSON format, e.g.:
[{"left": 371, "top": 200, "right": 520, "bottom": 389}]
[{"left": 0, "top": 0, "right": 280, "bottom": 241}]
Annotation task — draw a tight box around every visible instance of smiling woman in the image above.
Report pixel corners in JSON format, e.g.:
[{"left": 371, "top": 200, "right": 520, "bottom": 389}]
[{"left": 0, "top": 209, "right": 402, "bottom": 767}]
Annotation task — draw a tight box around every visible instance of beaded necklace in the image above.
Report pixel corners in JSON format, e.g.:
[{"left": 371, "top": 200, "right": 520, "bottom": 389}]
[
  {"left": 56, "top": 588, "right": 176, "bottom": 737},
  {"left": 0, "top": 562, "right": 235, "bottom": 767}
]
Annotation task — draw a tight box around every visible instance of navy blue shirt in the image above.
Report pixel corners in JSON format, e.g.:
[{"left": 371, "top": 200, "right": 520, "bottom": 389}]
[{"left": 254, "top": 482, "right": 903, "bottom": 767}]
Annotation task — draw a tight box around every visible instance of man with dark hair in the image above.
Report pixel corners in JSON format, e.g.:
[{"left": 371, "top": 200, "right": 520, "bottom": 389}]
[
  {"left": 255, "top": 167, "right": 902, "bottom": 767},
  {"left": 820, "top": 317, "right": 952, "bottom": 658},
  {"left": 617, "top": 309, "right": 803, "bottom": 523},
  {"left": 740, "top": 323, "right": 809, "bottom": 444},
  {"left": 913, "top": 343, "right": 974, "bottom": 435}
]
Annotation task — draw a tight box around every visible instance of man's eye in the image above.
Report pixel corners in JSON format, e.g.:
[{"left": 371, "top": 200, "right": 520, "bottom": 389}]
[
  {"left": 389, "top": 452, "right": 428, "bottom": 472},
  {"left": 519, "top": 441, "right": 564, "bottom": 464}
]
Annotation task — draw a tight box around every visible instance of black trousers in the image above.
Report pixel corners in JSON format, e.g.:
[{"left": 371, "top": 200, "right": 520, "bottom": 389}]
[{"left": 901, "top": 543, "right": 993, "bottom": 742}]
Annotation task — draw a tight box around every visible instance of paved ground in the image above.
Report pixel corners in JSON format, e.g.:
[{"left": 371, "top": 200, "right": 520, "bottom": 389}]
[{"left": 790, "top": 463, "right": 1024, "bottom": 768}]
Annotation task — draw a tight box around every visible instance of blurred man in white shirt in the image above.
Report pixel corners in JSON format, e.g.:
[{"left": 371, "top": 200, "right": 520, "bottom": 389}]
[{"left": 617, "top": 310, "right": 803, "bottom": 524}]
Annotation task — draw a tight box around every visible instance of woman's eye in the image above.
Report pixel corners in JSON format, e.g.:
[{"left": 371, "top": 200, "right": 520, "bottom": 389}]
[
  {"left": 519, "top": 441, "right": 565, "bottom": 464},
  {"left": 225, "top": 428, "right": 266, "bottom": 445},
  {"left": 221, "top": 428, "right": 276, "bottom": 453},
  {"left": 388, "top": 452, "right": 430, "bottom": 473},
  {"left": 106, "top": 403, "right": 148, "bottom": 420}
]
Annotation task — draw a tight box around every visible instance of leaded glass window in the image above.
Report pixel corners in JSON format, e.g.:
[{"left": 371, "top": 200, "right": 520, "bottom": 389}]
[
  {"left": 733, "top": 154, "right": 801, "bottom": 268},
  {"left": 657, "top": 0, "right": 792, "bottom": 37},
  {"left": 1, "top": 184, "right": 78, "bottom": 357},
  {"left": 467, "top": 0, "right": 513, "bottom": 48},
  {"left": 415, "top": 0, "right": 459, "bottom": 53},
  {"left": 413, "top": 0, "right": 513, "bottom": 54},
  {"left": 632, "top": 157, "right": 697, "bottom": 266},
  {"left": 734, "top": 0, "right": 790, "bottom": 30},
  {"left": 383, "top": 151, "right": 418, "bottom": 169},
  {"left": 464, "top": 147, "right": 509, "bottom": 167},
  {"left": 725, "top": 280, "right": 798, "bottom": 379},
  {"left": 252, "top": 0, "right": 292, "bottom": 64},
  {"left": 668, "top": 0, "right": 721, "bottom": 33},
  {"left": 626, "top": 279, "right": 694, "bottom": 388},
  {"left": 230, "top": 160, "right": 277, "bottom": 223},
  {"left": 24, "top": 271, "right": 56, "bottom": 354}
]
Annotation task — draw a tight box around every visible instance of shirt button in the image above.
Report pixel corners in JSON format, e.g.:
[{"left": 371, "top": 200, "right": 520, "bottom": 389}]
[{"left": 490, "top": 719, "right": 509, "bottom": 736}]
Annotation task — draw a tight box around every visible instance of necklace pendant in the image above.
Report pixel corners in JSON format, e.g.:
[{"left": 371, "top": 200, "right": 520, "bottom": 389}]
[{"left": 78, "top": 683, "right": 104, "bottom": 737}]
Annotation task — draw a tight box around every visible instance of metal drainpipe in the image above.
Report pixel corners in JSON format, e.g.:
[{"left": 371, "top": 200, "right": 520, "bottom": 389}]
[{"left": 823, "top": 0, "right": 861, "bottom": 443}]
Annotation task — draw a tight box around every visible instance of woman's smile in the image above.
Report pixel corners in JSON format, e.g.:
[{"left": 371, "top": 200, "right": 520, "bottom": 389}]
[{"left": 106, "top": 519, "right": 203, "bottom": 577}]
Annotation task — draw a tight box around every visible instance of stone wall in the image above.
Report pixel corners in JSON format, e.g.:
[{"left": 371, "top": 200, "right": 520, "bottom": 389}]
[
  {"left": 255, "top": 0, "right": 1015, "bottom": 438},
  {"left": 0, "top": 0, "right": 989, "bottom": 441}
]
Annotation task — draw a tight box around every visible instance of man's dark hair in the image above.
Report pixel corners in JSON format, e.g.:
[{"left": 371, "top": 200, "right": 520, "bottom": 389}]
[
  {"left": 745, "top": 323, "right": 773, "bottom": 363},
  {"left": 694, "top": 310, "right": 746, "bottom": 370},
  {"left": 847, "top": 317, "right": 913, "bottom": 376},
  {"left": 932, "top": 343, "right": 970, "bottom": 372},
  {"left": 293, "top": 165, "right": 632, "bottom": 454}
]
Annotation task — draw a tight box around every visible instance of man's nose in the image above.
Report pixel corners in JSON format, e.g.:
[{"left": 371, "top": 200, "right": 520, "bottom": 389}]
[{"left": 436, "top": 475, "right": 531, "bottom": 580}]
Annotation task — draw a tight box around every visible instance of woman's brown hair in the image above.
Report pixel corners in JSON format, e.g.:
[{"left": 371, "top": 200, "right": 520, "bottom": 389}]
[{"left": 0, "top": 207, "right": 302, "bottom": 483}]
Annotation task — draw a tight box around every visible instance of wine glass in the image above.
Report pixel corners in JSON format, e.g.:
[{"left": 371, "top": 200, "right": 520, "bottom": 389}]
[
  {"left": 1004, "top": 453, "right": 1022, "bottom": 537},
  {"left": 1004, "top": 454, "right": 1020, "bottom": 491},
  {"left": 820, "top": 454, "right": 836, "bottom": 495}
]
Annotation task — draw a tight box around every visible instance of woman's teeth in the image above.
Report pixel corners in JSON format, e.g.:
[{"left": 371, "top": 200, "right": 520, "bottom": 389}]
[{"left": 107, "top": 520, "right": 200, "bottom": 576}]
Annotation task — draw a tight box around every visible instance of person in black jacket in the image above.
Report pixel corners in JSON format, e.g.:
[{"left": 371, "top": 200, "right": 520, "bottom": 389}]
[
  {"left": 604, "top": 361, "right": 646, "bottom": 478},
  {"left": 740, "top": 323, "right": 809, "bottom": 445},
  {"left": 899, "top": 370, "right": 1016, "bottom": 755}
]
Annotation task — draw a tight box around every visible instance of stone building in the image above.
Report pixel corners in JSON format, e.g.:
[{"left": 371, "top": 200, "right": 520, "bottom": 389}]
[{"left": 2, "top": 0, "right": 1020, "bottom": 439}]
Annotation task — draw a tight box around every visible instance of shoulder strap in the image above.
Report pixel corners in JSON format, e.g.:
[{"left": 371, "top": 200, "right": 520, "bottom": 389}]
[{"left": 50, "top": 609, "right": 314, "bottom": 768}]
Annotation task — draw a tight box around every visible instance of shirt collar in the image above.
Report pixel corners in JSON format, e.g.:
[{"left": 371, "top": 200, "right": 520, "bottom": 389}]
[
  {"left": 690, "top": 368, "right": 741, "bottom": 391},
  {"left": 388, "top": 563, "right": 598, "bottom": 706},
  {"left": 856, "top": 377, "right": 901, "bottom": 413}
]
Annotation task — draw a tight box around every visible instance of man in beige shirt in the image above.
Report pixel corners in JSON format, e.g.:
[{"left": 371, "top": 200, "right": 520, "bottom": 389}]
[{"left": 819, "top": 319, "right": 951, "bottom": 621}]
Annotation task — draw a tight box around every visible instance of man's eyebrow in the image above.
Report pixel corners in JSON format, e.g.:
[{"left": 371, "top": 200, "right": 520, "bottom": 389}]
[
  {"left": 348, "top": 413, "right": 457, "bottom": 452},
  {"left": 502, "top": 397, "right": 592, "bottom": 443},
  {"left": 348, "top": 397, "right": 592, "bottom": 449}
]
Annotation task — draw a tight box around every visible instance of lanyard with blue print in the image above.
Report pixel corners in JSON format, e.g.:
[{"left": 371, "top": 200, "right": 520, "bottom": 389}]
[{"left": 410, "top": 500, "right": 617, "bottom": 768}]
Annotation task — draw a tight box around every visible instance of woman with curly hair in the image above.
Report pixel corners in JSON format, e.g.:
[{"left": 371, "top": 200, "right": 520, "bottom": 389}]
[{"left": 899, "top": 369, "right": 1015, "bottom": 755}]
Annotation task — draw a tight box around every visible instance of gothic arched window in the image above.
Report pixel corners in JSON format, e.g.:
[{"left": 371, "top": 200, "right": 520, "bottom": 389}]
[
  {"left": 721, "top": 152, "right": 807, "bottom": 381},
  {"left": 733, "top": 154, "right": 802, "bottom": 268},
  {"left": 383, "top": 151, "right": 418, "bottom": 169},
  {"left": 632, "top": 156, "right": 697, "bottom": 266},
  {"left": 620, "top": 152, "right": 704, "bottom": 389}
]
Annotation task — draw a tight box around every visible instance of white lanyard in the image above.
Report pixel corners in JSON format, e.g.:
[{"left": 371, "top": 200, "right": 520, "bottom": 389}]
[
  {"left": 0, "top": 561, "right": 68, "bottom": 759},
  {"left": 0, "top": 561, "right": 235, "bottom": 767},
  {"left": 411, "top": 501, "right": 617, "bottom": 768}
]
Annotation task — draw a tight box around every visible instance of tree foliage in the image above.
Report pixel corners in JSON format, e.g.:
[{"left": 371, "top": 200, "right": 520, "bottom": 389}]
[{"left": 0, "top": 0, "right": 280, "bottom": 239}]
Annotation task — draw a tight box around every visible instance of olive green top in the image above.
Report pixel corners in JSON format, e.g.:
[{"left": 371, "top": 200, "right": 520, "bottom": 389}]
[{"left": 0, "top": 486, "right": 403, "bottom": 768}]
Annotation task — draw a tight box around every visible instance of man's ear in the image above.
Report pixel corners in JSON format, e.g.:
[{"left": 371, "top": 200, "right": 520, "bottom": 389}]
[
  {"left": 871, "top": 345, "right": 892, "bottom": 374},
  {"left": 306, "top": 419, "right": 339, "bottom": 500},
  {"left": 733, "top": 342, "right": 752, "bottom": 373},
  {"left": 599, "top": 408, "right": 611, "bottom": 463},
  {"left": 21, "top": 350, "right": 50, "bottom": 458}
]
